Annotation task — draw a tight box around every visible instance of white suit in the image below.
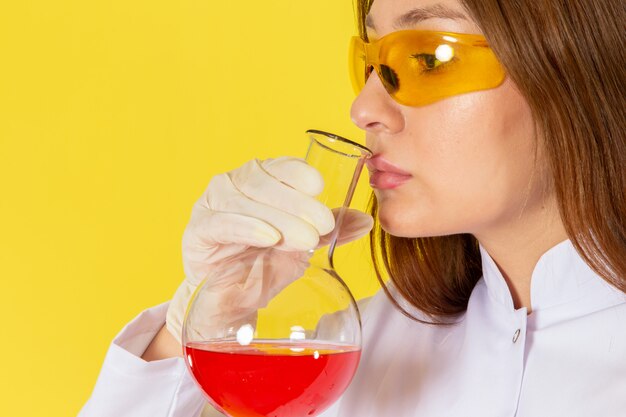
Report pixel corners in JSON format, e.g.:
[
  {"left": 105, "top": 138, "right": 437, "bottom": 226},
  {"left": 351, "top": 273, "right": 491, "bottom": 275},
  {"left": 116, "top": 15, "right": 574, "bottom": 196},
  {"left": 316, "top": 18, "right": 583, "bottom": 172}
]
[{"left": 79, "top": 240, "right": 626, "bottom": 416}]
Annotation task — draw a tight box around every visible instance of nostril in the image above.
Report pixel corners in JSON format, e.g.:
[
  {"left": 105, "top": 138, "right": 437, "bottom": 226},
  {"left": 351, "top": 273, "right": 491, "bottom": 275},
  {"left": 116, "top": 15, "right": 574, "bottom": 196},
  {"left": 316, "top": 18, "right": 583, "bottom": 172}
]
[{"left": 365, "top": 121, "right": 386, "bottom": 131}]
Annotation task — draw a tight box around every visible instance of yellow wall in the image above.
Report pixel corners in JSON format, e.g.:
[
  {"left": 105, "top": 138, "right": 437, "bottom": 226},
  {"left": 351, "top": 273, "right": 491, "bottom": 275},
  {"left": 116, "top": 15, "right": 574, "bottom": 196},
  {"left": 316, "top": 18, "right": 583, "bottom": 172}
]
[{"left": 0, "top": 1, "right": 379, "bottom": 415}]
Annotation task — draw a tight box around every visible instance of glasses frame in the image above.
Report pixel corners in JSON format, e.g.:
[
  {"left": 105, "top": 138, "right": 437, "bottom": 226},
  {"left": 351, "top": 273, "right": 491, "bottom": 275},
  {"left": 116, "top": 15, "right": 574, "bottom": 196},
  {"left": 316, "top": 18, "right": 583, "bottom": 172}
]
[{"left": 349, "top": 30, "right": 506, "bottom": 106}]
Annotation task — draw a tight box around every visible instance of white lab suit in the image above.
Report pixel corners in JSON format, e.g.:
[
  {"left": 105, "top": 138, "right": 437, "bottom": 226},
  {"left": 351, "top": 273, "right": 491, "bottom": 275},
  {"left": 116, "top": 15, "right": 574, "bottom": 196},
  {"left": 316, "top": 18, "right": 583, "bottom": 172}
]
[{"left": 79, "top": 240, "right": 626, "bottom": 416}]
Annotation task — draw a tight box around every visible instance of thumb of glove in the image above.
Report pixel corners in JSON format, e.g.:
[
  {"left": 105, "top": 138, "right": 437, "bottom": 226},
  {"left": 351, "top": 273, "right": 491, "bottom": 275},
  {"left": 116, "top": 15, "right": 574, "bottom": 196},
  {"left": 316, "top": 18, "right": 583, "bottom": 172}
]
[{"left": 317, "top": 208, "right": 374, "bottom": 248}]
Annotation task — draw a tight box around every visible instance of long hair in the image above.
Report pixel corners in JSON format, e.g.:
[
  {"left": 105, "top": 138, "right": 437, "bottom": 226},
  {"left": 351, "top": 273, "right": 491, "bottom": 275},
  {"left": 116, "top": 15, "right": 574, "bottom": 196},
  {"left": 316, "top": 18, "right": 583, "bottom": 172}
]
[{"left": 356, "top": 0, "right": 626, "bottom": 322}]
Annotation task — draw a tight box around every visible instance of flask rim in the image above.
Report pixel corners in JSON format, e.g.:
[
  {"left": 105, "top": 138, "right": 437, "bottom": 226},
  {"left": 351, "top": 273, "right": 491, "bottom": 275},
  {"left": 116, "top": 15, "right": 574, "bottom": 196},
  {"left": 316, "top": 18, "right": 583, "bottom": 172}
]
[{"left": 306, "top": 129, "right": 372, "bottom": 159}]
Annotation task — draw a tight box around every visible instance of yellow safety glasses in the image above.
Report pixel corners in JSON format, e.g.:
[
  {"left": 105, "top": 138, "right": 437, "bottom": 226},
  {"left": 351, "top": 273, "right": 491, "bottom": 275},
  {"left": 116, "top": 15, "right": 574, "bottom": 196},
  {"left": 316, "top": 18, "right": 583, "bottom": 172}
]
[{"left": 349, "top": 30, "right": 506, "bottom": 107}]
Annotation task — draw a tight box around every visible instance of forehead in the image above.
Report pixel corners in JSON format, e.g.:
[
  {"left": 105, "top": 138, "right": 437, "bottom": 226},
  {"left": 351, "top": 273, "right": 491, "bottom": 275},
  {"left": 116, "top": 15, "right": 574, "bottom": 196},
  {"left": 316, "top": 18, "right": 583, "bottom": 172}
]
[{"left": 366, "top": 0, "right": 482, "bottom": 36}]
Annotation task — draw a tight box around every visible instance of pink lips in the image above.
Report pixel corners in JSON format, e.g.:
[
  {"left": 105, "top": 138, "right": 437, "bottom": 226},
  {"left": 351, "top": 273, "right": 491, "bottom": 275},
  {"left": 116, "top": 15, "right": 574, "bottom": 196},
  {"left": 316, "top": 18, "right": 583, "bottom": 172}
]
[{"left": 366, "top": 155, "right": 412, "bottom": 189}]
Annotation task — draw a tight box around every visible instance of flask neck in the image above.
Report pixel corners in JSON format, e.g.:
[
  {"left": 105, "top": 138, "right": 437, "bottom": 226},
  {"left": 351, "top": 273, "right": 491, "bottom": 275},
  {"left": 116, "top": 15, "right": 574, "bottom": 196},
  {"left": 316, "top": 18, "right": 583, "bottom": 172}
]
[
  {"left": 308, "top": 243, "right": 335, "bottom": 271},
  {"left": 309, "top": 246, "right": 334, "bottom": 270},
  {"left": 302, "top": 130, "right": 371, "bottom": 272},
  {"left": 307, "top": 203, "right": 352, "bottom": 271}
]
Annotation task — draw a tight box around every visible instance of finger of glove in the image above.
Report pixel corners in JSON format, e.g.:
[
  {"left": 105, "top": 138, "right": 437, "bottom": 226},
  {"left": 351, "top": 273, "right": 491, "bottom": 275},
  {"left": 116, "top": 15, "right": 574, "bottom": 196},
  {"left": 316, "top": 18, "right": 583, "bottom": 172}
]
[
  {"left": 194, "top": 158, "right": 327, "bottom": 226},
  {"left": 261, "top": 157, "right": 324, "bottom": 196},
  {"left": 208, "top": 173, "right": 321, "bottom": 250},
  {"left": 182, "top": 208, "right": 284, "bottom": 284},
  {"left": 229, "top": 159, "right": 335, "bottom": 236},
  {"left": 317, "top": 208, "right": 374, "bottom": 248},
  {"left": 186, "top": 206, "right": 282, "bottom": 248}
]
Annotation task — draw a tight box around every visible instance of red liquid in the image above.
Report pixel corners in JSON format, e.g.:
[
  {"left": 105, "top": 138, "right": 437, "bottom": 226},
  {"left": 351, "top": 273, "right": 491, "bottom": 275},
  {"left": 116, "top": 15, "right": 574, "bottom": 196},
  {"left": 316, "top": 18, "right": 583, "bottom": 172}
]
[{"left": 185, "top": 340, "right": 361, "bottom": 417}]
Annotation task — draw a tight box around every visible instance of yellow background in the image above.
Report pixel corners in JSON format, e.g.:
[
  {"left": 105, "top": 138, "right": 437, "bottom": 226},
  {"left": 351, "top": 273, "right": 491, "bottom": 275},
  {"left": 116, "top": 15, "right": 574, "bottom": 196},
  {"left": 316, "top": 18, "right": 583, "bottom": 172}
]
[{"left": 0, "top": 1, "right": 379, "bottom": 415}]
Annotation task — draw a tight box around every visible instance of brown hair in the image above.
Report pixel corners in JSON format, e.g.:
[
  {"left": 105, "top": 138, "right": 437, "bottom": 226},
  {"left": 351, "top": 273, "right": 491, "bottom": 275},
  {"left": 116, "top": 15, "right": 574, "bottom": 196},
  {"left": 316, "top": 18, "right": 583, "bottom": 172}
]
[{"left": 356, "top": 0, "right": 626, "bottom": 322}]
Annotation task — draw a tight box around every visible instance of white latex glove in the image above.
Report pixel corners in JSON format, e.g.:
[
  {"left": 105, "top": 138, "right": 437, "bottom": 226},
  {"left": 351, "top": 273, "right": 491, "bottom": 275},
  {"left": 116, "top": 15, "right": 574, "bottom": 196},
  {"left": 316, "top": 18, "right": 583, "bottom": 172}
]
[{"left": 166, "top": 157, "right": 373, "bottom": 343}]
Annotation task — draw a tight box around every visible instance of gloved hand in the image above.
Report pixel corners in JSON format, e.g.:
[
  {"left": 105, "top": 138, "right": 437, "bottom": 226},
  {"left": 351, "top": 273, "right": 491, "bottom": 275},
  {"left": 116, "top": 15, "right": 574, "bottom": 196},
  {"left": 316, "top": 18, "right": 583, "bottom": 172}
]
[{"left": 166, "top": 157, "right": 373, "bottom": 343}]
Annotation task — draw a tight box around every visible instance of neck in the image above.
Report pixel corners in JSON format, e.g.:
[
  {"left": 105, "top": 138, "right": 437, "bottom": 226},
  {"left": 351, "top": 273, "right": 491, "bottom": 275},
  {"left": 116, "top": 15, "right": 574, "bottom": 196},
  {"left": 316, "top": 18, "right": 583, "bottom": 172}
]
[{"left": 474, "top": 202, "right": 568, "bottom": 313}]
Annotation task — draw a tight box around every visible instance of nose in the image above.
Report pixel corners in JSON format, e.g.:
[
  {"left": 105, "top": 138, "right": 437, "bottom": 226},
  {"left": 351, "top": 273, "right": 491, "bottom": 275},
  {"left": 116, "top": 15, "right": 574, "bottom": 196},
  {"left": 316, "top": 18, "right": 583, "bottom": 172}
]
[{"left": 350, "top": 71, "right": 404, "bottom": 135}]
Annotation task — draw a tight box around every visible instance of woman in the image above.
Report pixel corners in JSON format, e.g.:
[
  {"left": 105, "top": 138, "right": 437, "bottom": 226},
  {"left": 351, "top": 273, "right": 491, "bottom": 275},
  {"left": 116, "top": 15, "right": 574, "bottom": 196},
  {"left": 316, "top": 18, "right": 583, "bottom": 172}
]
[{"left": 79, "top": 0, "right": 625, "bottom": 415}]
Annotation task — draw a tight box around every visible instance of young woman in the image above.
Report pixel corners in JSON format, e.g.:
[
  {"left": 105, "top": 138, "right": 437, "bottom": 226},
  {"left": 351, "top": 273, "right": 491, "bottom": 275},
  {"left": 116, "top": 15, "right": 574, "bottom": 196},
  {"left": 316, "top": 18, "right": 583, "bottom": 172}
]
[{"left": 80, "top": 0, "right": 625, "bottom": 416}]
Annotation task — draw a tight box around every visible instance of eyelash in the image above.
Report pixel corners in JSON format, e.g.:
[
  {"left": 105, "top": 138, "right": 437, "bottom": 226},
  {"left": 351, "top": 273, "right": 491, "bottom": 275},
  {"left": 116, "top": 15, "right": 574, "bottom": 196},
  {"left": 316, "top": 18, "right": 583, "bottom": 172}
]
[{"left": 410, "top": 53, "right": 457, "bottom": 74}]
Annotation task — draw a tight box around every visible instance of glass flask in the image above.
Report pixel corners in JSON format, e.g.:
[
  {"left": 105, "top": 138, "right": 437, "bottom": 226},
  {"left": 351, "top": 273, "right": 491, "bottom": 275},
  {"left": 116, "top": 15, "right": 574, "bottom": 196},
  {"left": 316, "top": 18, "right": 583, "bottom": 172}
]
[{"left": 182, "top": 130, "right": 372, "bottom": 417}]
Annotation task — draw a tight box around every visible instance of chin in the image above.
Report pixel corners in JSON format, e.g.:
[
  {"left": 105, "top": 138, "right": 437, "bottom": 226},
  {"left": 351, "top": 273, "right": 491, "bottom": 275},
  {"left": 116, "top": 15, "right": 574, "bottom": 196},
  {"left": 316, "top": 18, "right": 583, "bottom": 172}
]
[
  {"left": 376, "top": 200, "right": 461, "bottom": 239},
  {"left": 377, "top": 207, "right": 421, "bottom": 238}
]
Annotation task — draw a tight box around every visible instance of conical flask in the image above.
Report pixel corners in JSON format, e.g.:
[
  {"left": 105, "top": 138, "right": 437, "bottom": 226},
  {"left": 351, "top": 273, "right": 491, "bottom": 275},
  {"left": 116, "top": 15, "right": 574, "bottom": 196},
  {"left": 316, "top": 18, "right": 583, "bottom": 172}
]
[{"left": 182, "top": 130, "right": 372, "bottom": 417}]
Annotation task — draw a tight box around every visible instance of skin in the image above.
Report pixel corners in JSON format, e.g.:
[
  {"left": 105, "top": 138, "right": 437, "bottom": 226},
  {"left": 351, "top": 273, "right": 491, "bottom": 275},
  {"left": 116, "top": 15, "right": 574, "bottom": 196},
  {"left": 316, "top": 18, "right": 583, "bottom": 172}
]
[
  {"left": 142, "top": 325, "right": 181, "bottom": 360},
  {"left": 353, "top": 0, "right": 568, "bottom": 311},
  {"left": 143, "top": 0, "right": 570, "bottom": 362}
]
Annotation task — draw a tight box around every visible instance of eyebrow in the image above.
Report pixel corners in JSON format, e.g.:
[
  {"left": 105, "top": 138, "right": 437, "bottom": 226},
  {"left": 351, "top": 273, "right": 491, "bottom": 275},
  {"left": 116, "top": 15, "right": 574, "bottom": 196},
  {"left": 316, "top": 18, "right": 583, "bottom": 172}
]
[{"left": 365, "top": 4, "right": 468, "bottom": 31}]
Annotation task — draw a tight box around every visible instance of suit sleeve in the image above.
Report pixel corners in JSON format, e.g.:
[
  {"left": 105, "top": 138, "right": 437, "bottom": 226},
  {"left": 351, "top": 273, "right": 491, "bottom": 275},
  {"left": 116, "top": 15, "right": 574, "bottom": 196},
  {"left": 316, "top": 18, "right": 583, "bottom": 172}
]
[{"left": 77, "top": 302, "right": 207, "bottom": 417}]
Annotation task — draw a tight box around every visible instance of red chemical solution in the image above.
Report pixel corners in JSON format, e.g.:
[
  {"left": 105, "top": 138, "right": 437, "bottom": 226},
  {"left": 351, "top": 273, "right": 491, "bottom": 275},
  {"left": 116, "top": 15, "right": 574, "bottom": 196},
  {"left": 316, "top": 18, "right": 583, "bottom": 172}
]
[{"left": 185, "top": 340, "right": 361, "bottom": 417}]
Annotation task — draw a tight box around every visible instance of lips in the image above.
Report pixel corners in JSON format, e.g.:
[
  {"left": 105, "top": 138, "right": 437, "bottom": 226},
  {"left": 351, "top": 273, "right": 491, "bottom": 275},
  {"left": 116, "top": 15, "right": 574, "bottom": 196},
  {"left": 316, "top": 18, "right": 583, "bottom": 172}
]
[{"left": 366, "top": 155, "right": 412, "bottom": 189}]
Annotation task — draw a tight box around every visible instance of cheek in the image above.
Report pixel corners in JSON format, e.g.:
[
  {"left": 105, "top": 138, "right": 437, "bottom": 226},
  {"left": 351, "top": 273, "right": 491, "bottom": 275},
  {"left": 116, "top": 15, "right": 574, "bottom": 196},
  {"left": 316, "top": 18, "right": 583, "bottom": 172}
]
[{"left": 376, "top": 80, "right": 540, "bottom": 237}]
